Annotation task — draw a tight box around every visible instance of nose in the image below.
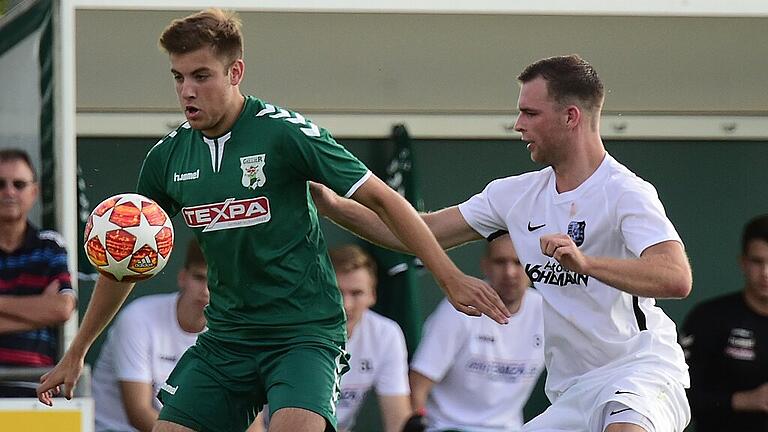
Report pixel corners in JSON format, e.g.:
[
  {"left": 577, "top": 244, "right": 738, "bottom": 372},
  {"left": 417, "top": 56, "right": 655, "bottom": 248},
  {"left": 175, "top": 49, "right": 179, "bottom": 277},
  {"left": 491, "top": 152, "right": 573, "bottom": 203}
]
[
  {"left": 342, "top": 295, "right": 353, "bottom": 311},
  {"left": 513, "top": 114, "right": 524, "bottom": 133},
  {"left": 178, "top": 80, "right": 196, "bottom": 100}
]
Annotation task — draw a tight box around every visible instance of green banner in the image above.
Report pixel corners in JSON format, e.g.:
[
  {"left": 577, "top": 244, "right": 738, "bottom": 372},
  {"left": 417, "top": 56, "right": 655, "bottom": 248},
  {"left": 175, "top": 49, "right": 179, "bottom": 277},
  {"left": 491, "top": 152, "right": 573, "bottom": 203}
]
[{"left": 369, "top": 124, "right": 424, "bottom": 357}]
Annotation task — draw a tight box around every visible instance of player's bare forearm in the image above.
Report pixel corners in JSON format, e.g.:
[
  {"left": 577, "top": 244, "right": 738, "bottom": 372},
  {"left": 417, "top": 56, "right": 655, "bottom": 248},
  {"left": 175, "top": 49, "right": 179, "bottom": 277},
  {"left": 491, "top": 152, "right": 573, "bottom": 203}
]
[
  {"left": 67, "top": 275, "right": 135, "bottom": 354},
  {"left": 37, "top": 275, "right": 135, "bottom": 405},
  {"left": 310, "top": 181, "right": 407, "bottom": 252},
  {"left": 570, "top": 240, "right": 691, "bottom": 298},
  {"left": 311, "top": 182, "right": 481, "bottom": 251},
  {"left": 351, "top": 177, "right": 510, "bottom": 323},
  {"left": 541, "top": 234, "right": 691, "bottom": 298}
]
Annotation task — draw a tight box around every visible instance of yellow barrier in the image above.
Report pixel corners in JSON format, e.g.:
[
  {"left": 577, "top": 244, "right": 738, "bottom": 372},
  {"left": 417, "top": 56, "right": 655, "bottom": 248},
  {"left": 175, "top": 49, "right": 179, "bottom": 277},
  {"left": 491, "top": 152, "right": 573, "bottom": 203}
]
[{"left": 0, "top": 398, "right": 93, "bottom": 431}]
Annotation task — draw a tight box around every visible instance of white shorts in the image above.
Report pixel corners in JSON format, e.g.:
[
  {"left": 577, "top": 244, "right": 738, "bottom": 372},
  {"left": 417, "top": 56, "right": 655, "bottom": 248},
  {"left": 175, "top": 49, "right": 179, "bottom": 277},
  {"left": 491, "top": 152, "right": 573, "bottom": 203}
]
[{"left": 522, "top": 367, "right": 690, "bottom": 432}]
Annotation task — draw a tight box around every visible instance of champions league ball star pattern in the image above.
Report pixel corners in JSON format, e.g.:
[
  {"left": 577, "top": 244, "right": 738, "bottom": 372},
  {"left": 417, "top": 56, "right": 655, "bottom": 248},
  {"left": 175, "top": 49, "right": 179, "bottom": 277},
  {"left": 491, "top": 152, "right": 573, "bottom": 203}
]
[{"left": 84, "top": 193, "right": 174, "bottom": 282}]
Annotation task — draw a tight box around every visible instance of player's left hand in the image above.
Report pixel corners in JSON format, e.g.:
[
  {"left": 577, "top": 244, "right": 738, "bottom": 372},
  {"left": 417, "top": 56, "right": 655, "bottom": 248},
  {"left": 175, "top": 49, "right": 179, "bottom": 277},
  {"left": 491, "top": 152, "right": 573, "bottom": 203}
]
[
  {"left": 443, "top": 273, "right": 510, "bottom": 325},
  {"left": 540, "top": 233, "right": 590, "bottom": 274}
]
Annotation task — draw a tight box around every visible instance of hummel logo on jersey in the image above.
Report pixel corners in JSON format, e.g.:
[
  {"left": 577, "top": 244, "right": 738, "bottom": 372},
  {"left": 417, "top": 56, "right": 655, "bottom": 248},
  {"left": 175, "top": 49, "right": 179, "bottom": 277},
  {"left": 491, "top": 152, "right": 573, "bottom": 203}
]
[
  {"left": 527, "top": 222, "right": 546, "bottom": 232},
  {"left": 609, "top": 407, "right": 632, "bottom": 416},
  {"left": 525, "top": 261, "right": 588, "bottom": 287},
  {"left": 255, "top": 103, "right": 320, "bottom": 137},
  {"left": 173, "top": 169, "right": 200, "bottom": 182},
  {"left": 183, "top": 197, "right": 271, "bottom": 232},
  {"left": 160, "top": 382, "right": 178, "bottom": 395}
]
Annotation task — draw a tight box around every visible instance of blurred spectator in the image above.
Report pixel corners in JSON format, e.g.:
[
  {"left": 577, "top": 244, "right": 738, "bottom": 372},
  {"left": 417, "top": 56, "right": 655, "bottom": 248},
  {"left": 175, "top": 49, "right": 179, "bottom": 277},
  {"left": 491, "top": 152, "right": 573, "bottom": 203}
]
[
  {"left": 0, "top": 148, "right": 76, "bottom": 397},
  {"left": 406, "top": 234, "right": 544, "bottom": 432},
  {"left": 330, "top": 244, "right": 411, "bottom": 432},
  {"left": 681, "top": 214, "right": 768, "bottom": 431},
  {"left": 91, "top": 240, "right": 208, "bottom": 432}
]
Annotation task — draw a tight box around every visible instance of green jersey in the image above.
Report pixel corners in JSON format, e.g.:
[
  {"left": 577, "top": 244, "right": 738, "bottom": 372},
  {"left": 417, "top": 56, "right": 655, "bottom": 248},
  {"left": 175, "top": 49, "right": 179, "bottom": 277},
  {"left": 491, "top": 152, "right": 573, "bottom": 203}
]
[{"left": 138, "top": 96, "right": 369, "bottom": 344}]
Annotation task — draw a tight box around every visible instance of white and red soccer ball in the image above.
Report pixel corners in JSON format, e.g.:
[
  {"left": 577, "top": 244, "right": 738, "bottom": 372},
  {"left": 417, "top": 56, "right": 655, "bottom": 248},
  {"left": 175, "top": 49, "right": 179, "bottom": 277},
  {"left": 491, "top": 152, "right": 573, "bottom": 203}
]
[{"left": 84, "top": 193, "right": 174, "bottom": 282}]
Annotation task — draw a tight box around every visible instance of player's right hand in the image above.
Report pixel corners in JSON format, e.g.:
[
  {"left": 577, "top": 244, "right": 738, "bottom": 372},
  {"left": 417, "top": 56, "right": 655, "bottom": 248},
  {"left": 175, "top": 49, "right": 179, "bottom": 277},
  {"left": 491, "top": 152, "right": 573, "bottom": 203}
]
[
  {"left": 443, "top": 273, "right": 510, "bottom": 325},
  {"left": 37, "top": 352, "right": 84, "bottom": 406}
]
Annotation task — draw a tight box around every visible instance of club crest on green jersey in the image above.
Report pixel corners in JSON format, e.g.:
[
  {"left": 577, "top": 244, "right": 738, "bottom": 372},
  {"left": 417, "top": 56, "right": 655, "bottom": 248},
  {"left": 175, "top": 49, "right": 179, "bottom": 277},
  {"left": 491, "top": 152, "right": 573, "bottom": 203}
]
[{"left": 240, "top": 154, "right": 266, "bottom": 189}]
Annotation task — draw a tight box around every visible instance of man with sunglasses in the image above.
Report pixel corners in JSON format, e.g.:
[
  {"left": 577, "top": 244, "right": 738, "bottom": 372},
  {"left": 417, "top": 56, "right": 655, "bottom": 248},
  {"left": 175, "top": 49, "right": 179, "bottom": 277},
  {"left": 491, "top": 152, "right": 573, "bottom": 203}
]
[{"left": 0, "top": 148, "right": 76, "bottom": 396}]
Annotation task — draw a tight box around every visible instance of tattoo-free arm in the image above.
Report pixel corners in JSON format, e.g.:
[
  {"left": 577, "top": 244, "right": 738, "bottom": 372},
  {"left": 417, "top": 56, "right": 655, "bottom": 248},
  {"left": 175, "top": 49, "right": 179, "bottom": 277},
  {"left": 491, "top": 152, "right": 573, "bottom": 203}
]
[{"left": 541, "top": 237, "right": 691, "bottom": 298}]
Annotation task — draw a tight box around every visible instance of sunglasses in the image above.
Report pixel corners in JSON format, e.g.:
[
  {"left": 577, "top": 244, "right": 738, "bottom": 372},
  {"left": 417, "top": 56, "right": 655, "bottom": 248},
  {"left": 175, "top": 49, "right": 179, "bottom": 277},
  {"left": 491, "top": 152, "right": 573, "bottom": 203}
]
[{"left": 0, "top": 179, "right": 35, "bottom": 191}]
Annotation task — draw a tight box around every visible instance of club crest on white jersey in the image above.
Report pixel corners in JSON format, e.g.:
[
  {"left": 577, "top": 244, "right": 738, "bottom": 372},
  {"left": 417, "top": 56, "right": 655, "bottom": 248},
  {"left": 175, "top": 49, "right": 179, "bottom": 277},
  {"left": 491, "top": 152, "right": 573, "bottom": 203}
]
[
  {"left": 567, "top": 220, "right": 586, "bottom": 246},
  {"left": 182, "top": 197, "right": 271, "bottom": 232},
  {"left": 240, "top": 154, "right": 266, "bottom": 189}
]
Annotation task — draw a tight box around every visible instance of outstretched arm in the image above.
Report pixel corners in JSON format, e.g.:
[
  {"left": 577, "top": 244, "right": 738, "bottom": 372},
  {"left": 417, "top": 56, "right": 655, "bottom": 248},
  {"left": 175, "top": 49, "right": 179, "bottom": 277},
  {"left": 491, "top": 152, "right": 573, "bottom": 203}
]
[
  {"left": 344, "top": 176, "right": 509, "bottom": 323},
  {"left": 310, "top": 181, "right": 482, "bottom": 251},
  {"left": 540, "top": 236, "right": 692, "bottom": 298},
  {"left": 37, "top": 275, "right": 135, "bottom": 405}
]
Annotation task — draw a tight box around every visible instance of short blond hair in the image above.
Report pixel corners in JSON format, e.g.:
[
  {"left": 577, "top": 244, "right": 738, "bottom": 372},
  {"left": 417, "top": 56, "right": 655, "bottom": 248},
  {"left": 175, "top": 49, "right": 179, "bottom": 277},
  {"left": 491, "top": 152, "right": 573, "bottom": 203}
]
[{"left": 329, "top": 244, "right": 378, "bottom": 284}]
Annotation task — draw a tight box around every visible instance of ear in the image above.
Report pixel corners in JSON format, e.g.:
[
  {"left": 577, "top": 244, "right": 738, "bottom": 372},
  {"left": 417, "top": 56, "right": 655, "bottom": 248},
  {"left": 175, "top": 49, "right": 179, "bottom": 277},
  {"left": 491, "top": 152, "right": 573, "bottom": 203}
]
[
  {"left": 565, "top": 105, "right": 581, "bottom": 129},
  {"left": 229, "top": 59, "right": 245, "bottom": 86}
]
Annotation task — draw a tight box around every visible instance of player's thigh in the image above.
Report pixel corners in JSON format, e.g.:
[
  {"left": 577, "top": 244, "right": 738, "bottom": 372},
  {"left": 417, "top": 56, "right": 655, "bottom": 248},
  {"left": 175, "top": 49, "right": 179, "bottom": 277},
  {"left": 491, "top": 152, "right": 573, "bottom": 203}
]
[
  {"left": 268, "top": 407, "right": 326, "bottom": 432},
  {"left": 263, "top": 339, "right": 349, "bottom": 432},
  {"left": 158, "top": 342, "right": 263, "bottom": 432},
  {"left": 591, "top": 369, "right": 689, "bottom": 432}
]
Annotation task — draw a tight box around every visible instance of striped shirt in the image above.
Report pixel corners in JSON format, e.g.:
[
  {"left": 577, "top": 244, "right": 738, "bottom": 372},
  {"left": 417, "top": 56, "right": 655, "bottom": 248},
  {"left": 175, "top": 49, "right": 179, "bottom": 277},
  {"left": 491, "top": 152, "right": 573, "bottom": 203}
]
[{"left": 0, "top": 223, "right": 73, "bottom": 366}]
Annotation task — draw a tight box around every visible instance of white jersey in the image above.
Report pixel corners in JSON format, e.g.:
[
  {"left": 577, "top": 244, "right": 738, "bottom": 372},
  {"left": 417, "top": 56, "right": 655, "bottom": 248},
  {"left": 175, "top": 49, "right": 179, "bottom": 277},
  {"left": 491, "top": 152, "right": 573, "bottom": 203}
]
[
  {"left": 458, "top": 154, "right": 689, "bottom": 400},
  {"left": 337, "top": 310, "right": 410, "bottom": 432},
  {"left": 92, "top": 293, "right": 199, "bottom": 432},
  {"left": 411, "top": 292, "right": 545, "bottom": 432}
]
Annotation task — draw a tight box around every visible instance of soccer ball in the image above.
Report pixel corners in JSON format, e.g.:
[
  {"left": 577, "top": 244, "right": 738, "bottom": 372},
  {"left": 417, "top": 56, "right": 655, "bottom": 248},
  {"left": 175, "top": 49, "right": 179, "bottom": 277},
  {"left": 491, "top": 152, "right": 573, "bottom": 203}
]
[{"left": 84, "top": 193, "right": 174, "bottom": 282}]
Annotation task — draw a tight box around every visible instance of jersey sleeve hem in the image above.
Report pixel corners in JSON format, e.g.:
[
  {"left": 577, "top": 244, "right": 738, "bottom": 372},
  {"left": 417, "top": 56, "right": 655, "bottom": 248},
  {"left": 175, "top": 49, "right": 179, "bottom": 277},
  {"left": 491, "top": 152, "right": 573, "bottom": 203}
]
[
  {"left": 457, "top": 203, "right": 493, "bottom": 238},
  {"left": 343, "top": 170, "right": 372, "bottom": 198}
]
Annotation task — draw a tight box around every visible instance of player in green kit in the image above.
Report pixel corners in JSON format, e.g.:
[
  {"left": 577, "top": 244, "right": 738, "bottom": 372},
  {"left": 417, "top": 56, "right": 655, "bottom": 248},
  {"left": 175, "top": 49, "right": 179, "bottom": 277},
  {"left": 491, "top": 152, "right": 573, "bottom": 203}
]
[{"left": 37, "top": 8, "right": 510, "bottom": 432}]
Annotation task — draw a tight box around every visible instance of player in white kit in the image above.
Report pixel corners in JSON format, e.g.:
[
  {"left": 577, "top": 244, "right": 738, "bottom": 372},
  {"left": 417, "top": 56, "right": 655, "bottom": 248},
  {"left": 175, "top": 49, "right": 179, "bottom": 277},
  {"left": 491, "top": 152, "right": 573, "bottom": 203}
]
[
  {"left": 409, "top": 234, "right": 544, "bottom": 432},
  {"left": 329, "top": 244, "right": 411, "bottom": 432},
  {"left": 310, "top": 54, "right": 693, "bottom": 432}
]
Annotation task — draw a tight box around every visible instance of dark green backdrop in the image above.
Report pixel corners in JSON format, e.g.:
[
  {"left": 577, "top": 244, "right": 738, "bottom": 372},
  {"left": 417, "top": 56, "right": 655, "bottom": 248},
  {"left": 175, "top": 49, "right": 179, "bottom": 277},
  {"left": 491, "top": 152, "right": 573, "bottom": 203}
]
[{"left": 77, "top": 137, "right": 768, "bottom": 431}]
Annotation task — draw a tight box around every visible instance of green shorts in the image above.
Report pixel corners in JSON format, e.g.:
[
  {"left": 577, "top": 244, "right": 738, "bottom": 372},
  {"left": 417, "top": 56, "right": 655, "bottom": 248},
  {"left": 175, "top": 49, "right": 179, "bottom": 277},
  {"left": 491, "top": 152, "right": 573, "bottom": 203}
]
[{"left": 157, "top": 333, "right": 349, "bottom": 432}]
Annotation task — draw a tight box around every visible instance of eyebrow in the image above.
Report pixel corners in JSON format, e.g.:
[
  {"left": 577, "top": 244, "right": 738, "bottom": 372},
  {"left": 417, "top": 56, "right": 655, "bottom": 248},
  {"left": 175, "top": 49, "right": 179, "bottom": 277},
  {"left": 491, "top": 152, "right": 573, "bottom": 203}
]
[{"left": 170, "top": 67, "right": 213, "bottom": 75}]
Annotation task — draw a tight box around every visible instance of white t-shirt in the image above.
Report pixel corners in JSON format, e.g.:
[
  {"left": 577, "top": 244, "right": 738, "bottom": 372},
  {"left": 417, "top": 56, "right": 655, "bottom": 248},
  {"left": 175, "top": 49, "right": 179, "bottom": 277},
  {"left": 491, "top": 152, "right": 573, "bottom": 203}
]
[
  {"left": 458, "top": 153, "right": 689, "bottom": 401},
  {"left": 337, "top": 310, "right": 410, "bottom": 431},
  {"left": 411, "top": 291, "right": 545, "bottom": 432},
  {"left": 92, "top": 293, "right": 199, "bottom": 432}
]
